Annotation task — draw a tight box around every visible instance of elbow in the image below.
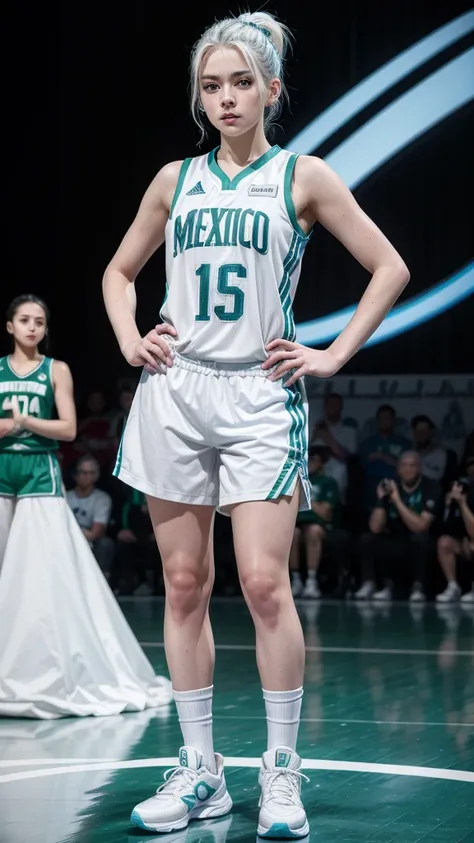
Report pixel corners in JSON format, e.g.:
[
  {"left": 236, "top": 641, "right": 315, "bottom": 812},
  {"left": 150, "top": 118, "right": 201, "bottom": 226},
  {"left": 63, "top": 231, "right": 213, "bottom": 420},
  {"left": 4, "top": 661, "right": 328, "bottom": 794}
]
[
  {"left": 63, "top": 423, "right": 77, "bottom": 443},
  {"left": 395, "top": 260, "right": 410, "bottom": 290}
]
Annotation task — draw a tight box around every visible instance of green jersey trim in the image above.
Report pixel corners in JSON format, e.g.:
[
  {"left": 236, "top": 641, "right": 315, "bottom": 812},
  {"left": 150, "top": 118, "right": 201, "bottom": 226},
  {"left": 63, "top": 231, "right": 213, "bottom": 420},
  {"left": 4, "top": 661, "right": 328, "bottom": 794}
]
[
  {"left": 6, "top": 355, "right": 45, "bottom": 379},
  {"left": 207, "top": 145, "right": 281, "bottom": 191},
  {"left": 284, "top": 153, "right": 313, "bottom": 240},
  {"left": 169, "top": 158, "right": 193, "bottom": 220}
]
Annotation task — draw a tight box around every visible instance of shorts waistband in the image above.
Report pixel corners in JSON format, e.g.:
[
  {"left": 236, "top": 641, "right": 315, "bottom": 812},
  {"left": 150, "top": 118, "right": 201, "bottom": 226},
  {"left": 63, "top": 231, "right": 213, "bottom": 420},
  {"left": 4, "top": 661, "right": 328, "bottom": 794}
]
[{"left": 172, "top": 350, "right": 272, "bottom": 378}]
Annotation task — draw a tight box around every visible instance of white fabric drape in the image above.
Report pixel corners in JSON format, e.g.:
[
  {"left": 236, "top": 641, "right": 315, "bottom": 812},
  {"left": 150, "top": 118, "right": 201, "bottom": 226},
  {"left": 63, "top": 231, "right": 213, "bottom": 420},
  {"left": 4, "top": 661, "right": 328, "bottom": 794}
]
[{"left": 0, "top": 496, "right": 171, "bottom": 718}]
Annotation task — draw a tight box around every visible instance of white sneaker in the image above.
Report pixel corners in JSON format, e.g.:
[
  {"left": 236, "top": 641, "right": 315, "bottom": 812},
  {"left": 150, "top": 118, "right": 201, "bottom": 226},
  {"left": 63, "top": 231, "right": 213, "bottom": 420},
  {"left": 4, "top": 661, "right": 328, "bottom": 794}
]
[
  {"left": 436, "top": 582, "right": 461, "bottom": 603},
  {"left": 373, "top": 586, "right": 393, "bottom": 601},
  {"left": 409, "top": 585, "right": 426, "bottom": 603},
  {"left": 291, "top": 577, "right": 303, "bottom": 598},
  {"left": 130, "top": 746, "right": 232, "bottom": 833},
  {"left": 302, "top": 578, "right": 321, "bottom": 599},
  {"left": 257, "top": 747, "right": 309, "bottom": 839},
  {"left": 354, "top": 581, "right": 375, "bottom": 600},
  {"left": 460, "top": 587, "right": 474, "bottom": 605}
]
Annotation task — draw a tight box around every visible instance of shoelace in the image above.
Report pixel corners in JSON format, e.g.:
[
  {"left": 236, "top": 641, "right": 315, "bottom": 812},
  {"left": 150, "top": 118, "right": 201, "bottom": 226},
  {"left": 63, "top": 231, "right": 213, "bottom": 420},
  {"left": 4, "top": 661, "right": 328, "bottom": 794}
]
[
  {"left": 155, "top": 765, "right": 199, "bottom": 796},
  {"left": 262, "top": 769, "right": 309, "bottom": 805}
]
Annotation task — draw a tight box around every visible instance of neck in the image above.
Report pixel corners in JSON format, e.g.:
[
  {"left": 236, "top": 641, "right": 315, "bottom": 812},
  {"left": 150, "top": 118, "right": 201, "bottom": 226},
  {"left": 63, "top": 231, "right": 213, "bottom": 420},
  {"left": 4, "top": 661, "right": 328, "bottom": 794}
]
[
  {"left": 75, "top": 485, "right": 94, "bottom": 497},
  {"left": 218, "top": 124, "right": 271, "bottom": 165},
  {"left": 11, "top": 344, "right": 42, "bottom": 364},
  {"left": 401, "top": 476, "right": 421, "bottom": 492}
]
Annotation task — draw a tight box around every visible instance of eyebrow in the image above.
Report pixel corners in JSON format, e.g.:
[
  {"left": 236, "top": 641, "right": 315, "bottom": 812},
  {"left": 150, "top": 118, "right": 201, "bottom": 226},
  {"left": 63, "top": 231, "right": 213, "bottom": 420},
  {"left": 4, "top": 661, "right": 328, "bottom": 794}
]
[{"left": 201, "top": 69, "right": 253, "bottom": 81}]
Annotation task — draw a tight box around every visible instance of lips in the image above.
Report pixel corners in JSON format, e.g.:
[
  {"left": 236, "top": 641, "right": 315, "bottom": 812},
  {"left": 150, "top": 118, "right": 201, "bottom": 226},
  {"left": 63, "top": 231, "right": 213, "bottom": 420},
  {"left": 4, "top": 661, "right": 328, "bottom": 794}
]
[{"left": 221, "top": 113, "right": 239, "bottom": 120}]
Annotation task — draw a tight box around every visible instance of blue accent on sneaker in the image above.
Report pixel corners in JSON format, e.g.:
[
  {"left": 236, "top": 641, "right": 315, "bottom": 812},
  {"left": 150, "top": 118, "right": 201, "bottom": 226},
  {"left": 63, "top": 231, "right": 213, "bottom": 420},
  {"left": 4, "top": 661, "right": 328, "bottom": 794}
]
[
  {"left": 259, "top": 823, "right": 305, "bottom": 839},
  {"left": 130, "top": 809, "right": 149, "bottom": 830}
]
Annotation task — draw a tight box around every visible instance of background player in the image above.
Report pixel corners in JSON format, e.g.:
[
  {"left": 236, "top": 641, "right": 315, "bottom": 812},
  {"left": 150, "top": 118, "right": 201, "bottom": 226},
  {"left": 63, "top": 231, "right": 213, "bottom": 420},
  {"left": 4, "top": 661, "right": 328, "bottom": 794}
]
[
  {"left": 0, "top": 294, "right": 171, "bottom": 718},
  {"left": 103, "top": 10, "right": 409, "bottom": 838}
]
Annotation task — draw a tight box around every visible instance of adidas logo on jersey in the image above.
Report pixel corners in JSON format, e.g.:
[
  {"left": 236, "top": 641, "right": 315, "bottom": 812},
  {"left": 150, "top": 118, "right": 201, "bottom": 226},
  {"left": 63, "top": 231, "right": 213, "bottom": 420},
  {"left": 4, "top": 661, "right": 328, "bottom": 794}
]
[
  {"left": 186, "top": 181, "right": 205, "bottom": 196},
  {"left": 248, "top": 184, "right": 278, "bottom": 197}
]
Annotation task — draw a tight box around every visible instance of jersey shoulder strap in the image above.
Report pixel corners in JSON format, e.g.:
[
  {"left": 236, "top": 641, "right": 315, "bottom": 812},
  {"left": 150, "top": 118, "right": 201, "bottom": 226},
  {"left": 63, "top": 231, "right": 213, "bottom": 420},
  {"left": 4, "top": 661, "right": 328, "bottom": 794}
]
[{"left": 169, "top": 154, "right": 208, "bottom": 219}]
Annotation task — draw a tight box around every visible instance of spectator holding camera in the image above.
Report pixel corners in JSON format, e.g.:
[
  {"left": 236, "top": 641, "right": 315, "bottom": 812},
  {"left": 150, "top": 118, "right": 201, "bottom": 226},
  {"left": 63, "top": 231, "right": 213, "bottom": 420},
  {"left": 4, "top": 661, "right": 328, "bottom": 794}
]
[
  {"left": 356, "top": 451, "right": 441, "bottom": 602},
  {"left": 358, "top": 405, "right": 411, "bottom": 512},
  {"left": 436, "top": 456, "right": 474, "bottom": 604}
]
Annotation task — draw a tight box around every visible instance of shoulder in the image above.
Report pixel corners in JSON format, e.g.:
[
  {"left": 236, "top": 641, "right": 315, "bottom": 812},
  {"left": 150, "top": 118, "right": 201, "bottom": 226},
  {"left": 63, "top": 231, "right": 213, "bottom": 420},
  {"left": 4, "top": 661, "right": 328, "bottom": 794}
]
[
  {"left": 293, "top": 155, "right": 340, "bottom": 190},
  {"left": 94, "top": 487, "right": 112, "bottom": 504},
  {"left": 51, "top": 360, "right": 73, "bottom": 387}
]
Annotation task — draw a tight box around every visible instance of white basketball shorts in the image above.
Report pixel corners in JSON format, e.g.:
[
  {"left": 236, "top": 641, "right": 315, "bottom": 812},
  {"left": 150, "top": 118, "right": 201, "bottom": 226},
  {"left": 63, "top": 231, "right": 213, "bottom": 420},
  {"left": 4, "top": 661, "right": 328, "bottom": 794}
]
[{"left": 114, "top": 352, "right": 311, "bottom": 513}]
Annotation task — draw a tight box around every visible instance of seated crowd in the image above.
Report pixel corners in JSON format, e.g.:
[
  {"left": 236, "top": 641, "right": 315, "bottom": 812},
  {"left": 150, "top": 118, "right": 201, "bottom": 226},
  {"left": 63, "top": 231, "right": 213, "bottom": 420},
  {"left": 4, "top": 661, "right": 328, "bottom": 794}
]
[{"left": 60, "top": 385, "right": 474, "bottom": 604}]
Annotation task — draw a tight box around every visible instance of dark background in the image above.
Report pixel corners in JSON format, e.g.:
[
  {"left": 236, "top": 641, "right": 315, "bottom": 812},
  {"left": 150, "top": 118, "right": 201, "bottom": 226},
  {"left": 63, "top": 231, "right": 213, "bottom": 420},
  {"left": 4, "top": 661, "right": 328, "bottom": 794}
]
[{"left": 4, "top": 0, "right": 473, "bottom": 397}]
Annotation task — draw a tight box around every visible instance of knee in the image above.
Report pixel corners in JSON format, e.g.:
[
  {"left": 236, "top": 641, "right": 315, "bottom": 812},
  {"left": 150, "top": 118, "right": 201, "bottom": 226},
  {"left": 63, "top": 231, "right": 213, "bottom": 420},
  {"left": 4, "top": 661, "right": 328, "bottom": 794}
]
[
  {"left": 306, "top": 524, "right": 325, "bottom": 544},
  {"left": 240, "top": 569, "right": 283, "bottom": 626},
  {"left": 437, "top": 534, "right": 455, "bottom": 557},
  {"left": 165, "top": 556, "right": 212, "bottom": 619}
]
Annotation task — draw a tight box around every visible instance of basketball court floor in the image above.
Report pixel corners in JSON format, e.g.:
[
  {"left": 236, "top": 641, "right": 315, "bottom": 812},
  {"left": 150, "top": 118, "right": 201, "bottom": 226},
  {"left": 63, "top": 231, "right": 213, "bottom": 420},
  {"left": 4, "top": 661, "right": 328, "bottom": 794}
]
[{"left": 1, "top": 599, "right": 473, "bottom": 843}]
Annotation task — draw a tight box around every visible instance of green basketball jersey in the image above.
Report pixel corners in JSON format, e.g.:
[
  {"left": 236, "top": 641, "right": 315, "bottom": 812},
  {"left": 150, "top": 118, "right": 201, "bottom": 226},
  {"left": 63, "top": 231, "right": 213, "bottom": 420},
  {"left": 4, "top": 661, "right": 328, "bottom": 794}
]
[{"left": 0, "top": 355, "right": 58, "bottom": 453}]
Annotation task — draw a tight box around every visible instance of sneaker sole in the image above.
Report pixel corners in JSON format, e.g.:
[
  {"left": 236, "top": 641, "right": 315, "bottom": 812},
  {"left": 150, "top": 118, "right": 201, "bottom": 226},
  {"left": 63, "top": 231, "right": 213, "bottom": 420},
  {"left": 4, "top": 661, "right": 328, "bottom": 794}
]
[
  {"left": 130, "top": 791, "right": 233, "bottom": 834},
  {"left": 257, "top": 820, "right": 310, "bottom": 839}
]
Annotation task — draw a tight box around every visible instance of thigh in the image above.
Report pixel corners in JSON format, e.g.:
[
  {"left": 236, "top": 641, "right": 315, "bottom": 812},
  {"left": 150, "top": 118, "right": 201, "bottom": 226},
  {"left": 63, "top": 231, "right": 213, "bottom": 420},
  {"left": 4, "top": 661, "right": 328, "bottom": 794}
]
[
  {"left": 18, "top": 453, "right": 63, "bottom": 498},
  {"left": 146, "top": 496, "right": 215, "bottom": 584},
  {"left": 115, "top": 367, "right": 219, "bottom": 507},
  {"left": 218, "top": 374, "right": 310, "bottom": 513},
  {"left": 230, "top": 491, "right": 300, "bottom": 583}
]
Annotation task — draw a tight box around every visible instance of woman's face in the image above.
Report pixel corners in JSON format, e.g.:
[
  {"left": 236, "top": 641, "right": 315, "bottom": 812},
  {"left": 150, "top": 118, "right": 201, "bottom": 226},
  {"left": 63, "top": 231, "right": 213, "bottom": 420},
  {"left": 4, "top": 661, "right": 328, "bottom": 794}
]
[{"left": 7, "top": 303, "right": 47, "bottom": 349}]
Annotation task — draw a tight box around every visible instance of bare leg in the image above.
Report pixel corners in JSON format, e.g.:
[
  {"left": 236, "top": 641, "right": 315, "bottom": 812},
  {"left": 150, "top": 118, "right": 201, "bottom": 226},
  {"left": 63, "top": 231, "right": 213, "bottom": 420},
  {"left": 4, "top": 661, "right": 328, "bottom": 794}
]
[
  {"left": 231, "top": 491, "right": 304, "bottom": 691},
  {"left": 437, "top": 535, "right": 460, "bottom": 584},
  {"left": 289, "top": 527, "right": 302, "bottom": 572},
  {"left": 146, "top": 497, "right": 215, "bottom": 691},
  {"left": 305, "top": 523, "right": 325, "bottom": 573}
]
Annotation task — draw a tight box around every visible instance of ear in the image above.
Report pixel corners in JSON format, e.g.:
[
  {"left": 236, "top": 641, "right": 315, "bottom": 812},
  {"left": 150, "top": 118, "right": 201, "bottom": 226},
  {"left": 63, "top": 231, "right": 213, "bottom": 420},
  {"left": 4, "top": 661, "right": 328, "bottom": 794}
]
[
  {"left": 6, "top": 321, "right": 13, "bottom": 335},
  {"left": 265, "top": 77, "right": 281, "bottom": 107}
]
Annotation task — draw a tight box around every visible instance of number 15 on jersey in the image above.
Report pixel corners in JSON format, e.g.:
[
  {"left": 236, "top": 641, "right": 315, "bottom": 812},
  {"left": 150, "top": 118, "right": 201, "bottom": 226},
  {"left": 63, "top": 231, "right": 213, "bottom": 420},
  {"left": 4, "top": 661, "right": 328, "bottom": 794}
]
[{"left": 195, "top": 262, "right": 246, "bottom": 323}]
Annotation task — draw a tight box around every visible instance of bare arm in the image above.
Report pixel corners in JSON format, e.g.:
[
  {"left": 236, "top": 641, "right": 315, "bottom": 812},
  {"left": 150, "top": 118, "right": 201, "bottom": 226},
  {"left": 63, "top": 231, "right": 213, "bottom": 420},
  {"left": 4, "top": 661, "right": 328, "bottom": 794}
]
[
  {"left": 10, "top": 361, "right": 76, "bottom": 442},
  {"left": 369, "top": 506, "right": 387, "bottom": 534},
  {"left": 83, "top": 523, "right": 107, "bottom": 542},
  {"left": 102, "top": 161, "right": 182, "bottom": 364},
  {"left": 302, "top": 156, "right": 410, "bottom": 367},
  {"left": 264, "top": 157, "right": 410, "bottom": 383},
  {"left": 392, "top": 500, "right": 434, "bottom": 534}
]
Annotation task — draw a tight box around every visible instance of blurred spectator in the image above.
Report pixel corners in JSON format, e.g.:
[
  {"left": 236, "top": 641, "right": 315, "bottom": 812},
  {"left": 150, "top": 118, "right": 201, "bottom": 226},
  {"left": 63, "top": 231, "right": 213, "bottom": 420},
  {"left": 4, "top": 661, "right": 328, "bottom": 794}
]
[
  {"left": 358, "top": 405, "right": 411, "bottom": 511},
  {"left": 311, "top": 393, "right": 356, "bottom": 502},
  {"left": 109, "top": 382, "right": 135, "bottom": 449},
  {"left": 460, "top": 429, "right": 474, "bottom": 473},
  {"left": 110, "top": 489, "right": 161, "bottom": 595},
  {"left": 75, "top": 390, "right": 115, "bottom": 470},
  {"left": 355, "top": 451, "right": 441, "bottom": 602},
  {"left": 412, "top": 414, "right": 449, "bottom": 483},
  {"left": 436, "top": 456, "right": 474, "bottom": 604},
  {"left": 290, "top": 446, "right": 350, "bottom": 598},
  {"left": 67, "top": 455, "right": 114, "bottom": 577}
]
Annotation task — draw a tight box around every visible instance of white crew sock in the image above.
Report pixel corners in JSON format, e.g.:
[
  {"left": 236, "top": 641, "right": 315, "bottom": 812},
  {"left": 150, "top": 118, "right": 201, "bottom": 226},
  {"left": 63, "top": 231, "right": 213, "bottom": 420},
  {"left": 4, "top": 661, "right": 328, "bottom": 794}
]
[
  {"left": 173, "top": 685, "right": 216, "bottom": 773},
  {"left": 263, "top": 687, "right": 304, "bottom": 751},
  {"left": 307, "top": 570, "right": 316, "bottom": 582}
]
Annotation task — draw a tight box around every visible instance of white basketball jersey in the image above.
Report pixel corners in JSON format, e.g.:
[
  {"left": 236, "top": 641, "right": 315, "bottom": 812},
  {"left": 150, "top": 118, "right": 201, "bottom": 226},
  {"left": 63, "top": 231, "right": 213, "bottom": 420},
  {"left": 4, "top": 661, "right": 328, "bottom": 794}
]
[{"left": 161, "top": 145, "right": 311, "bottom": 364}]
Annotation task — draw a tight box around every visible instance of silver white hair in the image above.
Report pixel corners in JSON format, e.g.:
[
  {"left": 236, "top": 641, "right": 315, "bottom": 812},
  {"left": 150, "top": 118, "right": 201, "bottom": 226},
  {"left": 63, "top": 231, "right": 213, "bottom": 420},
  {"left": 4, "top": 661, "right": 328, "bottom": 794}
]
[{"left": 190, "top": 11, "right": 292, "bottom": 141}]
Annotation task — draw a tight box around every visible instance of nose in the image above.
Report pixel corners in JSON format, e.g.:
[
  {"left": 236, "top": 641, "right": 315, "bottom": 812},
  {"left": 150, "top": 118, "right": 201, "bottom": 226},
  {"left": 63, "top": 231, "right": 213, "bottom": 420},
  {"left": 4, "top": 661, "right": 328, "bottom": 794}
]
[{"left": 220, "top": 86, "right": 236, "bottom": 109}]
